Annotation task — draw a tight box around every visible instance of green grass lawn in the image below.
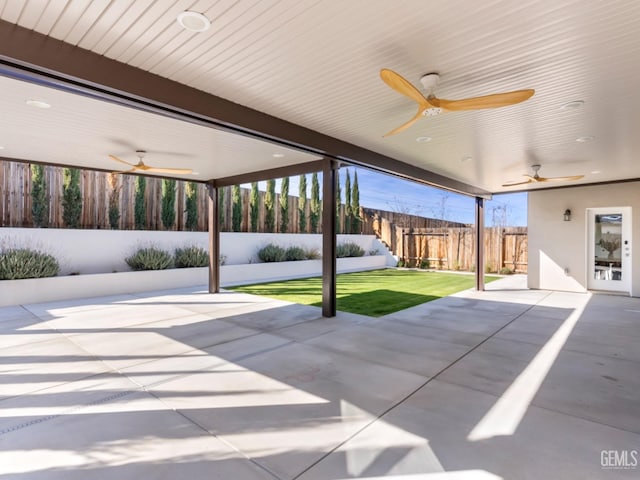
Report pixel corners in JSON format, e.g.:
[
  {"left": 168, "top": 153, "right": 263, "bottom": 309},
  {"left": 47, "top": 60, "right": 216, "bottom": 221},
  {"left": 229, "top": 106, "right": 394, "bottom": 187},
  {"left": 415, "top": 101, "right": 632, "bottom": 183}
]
[{"left": 230, "top": 269, "right": 499, "bottom": 317}]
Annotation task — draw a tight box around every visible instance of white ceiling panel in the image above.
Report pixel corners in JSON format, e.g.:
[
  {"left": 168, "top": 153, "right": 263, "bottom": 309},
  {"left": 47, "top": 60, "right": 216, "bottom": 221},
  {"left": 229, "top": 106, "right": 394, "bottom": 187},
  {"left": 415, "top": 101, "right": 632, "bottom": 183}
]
[
  {"left": 0, "top": 75, "right": 320, "bottom": 179},
  {"left": 2, "top": 0, "right": 640, "bottom": 192}
]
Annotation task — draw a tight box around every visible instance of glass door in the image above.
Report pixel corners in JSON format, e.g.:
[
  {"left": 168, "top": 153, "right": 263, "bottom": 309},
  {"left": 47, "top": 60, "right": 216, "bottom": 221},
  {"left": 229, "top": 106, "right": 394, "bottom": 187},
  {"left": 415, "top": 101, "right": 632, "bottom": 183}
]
[{"left": 587, "top": 207, "right": 631, "bottom": 293}]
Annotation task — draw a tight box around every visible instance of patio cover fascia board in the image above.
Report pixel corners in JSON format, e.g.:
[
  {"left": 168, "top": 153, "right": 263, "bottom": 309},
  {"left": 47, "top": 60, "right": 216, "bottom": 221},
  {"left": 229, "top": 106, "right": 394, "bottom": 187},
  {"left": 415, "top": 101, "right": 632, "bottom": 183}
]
[
  {"left": 214, "top": 159, "right": 327, "bottom": 188},
  {"left": 0, "top": 20, "right": 490, "bottom": 199}
]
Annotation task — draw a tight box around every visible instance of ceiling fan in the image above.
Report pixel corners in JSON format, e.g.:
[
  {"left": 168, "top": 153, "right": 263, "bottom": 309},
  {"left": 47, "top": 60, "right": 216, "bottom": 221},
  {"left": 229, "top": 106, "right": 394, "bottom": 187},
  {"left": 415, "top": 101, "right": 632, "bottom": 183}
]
[
  {"left": 502, "top": 164, "right": 584, "bottom": 187},
  {"left": 380, "top": 68, "right": 535, "bottom": 136},
  {"left": 109, "top": 150, "right": 193, "bottom": 175}
]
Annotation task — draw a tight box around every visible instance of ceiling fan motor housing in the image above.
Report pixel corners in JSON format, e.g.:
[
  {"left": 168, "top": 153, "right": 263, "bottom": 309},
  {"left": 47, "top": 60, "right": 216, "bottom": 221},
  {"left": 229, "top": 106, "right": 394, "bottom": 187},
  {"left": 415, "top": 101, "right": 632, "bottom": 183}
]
[{"left": 419, "top": 73, "right": 440, "bottom": 92}]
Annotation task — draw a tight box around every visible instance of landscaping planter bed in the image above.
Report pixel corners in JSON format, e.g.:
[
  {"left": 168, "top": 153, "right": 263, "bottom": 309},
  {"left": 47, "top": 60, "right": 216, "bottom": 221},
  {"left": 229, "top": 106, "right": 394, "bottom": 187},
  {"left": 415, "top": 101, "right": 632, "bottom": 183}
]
[
  {"left": 0, "top": 268, "right": 208, "bottom": 306},
  {"left": 1, "top": 256, "right": 388, "bottom": 306}
]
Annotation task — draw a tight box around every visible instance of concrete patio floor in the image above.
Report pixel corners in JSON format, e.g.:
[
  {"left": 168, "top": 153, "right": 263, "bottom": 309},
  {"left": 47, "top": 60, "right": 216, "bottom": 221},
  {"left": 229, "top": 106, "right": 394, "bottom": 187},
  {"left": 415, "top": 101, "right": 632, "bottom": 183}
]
[{"left": 1, "top": 275, "right": 638, "bottom": 479}]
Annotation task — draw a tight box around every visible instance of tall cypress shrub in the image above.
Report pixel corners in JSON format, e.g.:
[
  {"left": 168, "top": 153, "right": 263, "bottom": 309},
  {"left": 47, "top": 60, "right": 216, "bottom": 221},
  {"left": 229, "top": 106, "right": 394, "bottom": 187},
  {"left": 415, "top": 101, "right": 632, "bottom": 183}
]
[
  {"left": 232, "top": 185, "right": 242, "bottom": 232},
  {"left": 134, "top": 176, "right": 146, "bottom": 230},
  {"left": 351, "top": 170, "right": 361, "bottom": 233},
  {"left": 161, "top": 179, "right": 177, "bottom": 230},
  {"left": 310, "top": 172, "right": 320, "bottom": 233},
  {"left": 335, "top": 169, "right": 341, "bottom": 234},
  {"left": 218, "top": 187, "right": 225, "bottom": 228},
  {"left": 280, "top": 176, "right": 289, "bottom": 232},
  {"left": 344, "top": 169, "right": 352, "bottom": 234},
  {"left": 30, "top": 164, "right": 48, "bottom": 227},
  {"left": 107, "top": 173, "right": 120, "bottom": 229},
  {"left": 185, "top": 181, "right": 198, "bottom": 231},
  {"left": 298, "top": 174, "right": 307, "bottom": 232},
  {"left": 62, "top": 168, "right": 82, "bottom": 228},
  {"left": 265, "top": 179, "right": 276, "bottom": 232},
  {"left": 250, "top": 182, "right": 259, "bottom": 232}
]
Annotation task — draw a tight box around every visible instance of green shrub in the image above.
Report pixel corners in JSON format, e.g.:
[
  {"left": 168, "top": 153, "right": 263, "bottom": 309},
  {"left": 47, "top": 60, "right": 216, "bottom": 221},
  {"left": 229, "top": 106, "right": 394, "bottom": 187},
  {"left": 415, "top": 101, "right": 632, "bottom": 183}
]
[
  {"left": 285, "top": 246, "right": 307, "bottom": 261},
  {"left": 30, "top": 164, "right": 48, "bottom": 227},
  {"left": 161, "top": 179, "right": 176, "bottom": 230},
  {"left": 397, "top": 259, "right": 405, "bottom": 268},
  {"left": 280, "top": 177, "right": 289, "bottom": 233},
  {"left": 305, "top": 248, "right": 321, "bottom": 260},
  {"left": 298, "top": 174, "right": 307, "bottom": 232},
  {"left": 351, "top": 171, "right": 361, "bottom": 233},
  {"left": 265, "top": 180, "right": 276, "bottom": 233},
  {"left": 500, "top": 267, "right": 515, "bottom": 275},
  {"left": 336, "top": 242, "right": 365, "bottom": 258},
  {"left": 134, "top": 176, "right": 146, "bottom": 230},
  {"left": 232, "top": 185, "right": 242, "bottom": 232},
  {"left": 107, "top": 173, "right": 120, "bottom": 230},
  {"left": 419, "top": 258, "right": 430, "bottom": 269},
  {"left": 174, "top": 246, "right": 208, "bottom": 268},
  {"left": 185, "top": 182, "right": 198, "bottom": 231},
  {"left": 249, "top": 182, "right": 259, "bottom": 232},
  {"left": 0, "top": 249, "right": 59, "bottom": 280},
  {"left": 126, "top": 247, "right": 172, "bottom": 271},
  {"left": 310, "top": 172, "right": 320, "bottom": 233},
  {"left": 257, "top": 243, "right": 286, "bottom": 262},
  {"left": 62, "top": 168, "right": 82, "bottom": 228}
]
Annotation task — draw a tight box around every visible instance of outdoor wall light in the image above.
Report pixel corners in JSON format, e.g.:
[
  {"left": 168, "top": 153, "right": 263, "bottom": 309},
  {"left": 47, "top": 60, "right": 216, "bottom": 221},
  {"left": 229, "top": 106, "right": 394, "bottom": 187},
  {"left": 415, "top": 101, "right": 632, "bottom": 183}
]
[{"left": 564, "top": 209, "right": 572, "bottom": 221}]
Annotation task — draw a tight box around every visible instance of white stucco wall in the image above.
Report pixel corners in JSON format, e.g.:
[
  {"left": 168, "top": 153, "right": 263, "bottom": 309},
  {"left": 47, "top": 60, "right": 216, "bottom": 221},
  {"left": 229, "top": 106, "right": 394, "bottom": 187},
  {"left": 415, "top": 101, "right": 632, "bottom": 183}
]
[
  {"left": 0, "top": 228, "right": 209, "bottom": 275},
  {"left": 0, "top": 229, "right": 394, "bottom": 275},
  {"left": 528, "top": 182, "right": 640, "bottom": 295}
]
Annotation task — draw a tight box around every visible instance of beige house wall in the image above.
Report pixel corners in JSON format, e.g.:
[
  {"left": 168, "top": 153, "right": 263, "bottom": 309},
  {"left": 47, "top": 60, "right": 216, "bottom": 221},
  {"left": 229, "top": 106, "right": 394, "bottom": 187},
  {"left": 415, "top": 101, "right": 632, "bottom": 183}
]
[{"left": 528, "top": 182, "right": 640, "bottom": 295}]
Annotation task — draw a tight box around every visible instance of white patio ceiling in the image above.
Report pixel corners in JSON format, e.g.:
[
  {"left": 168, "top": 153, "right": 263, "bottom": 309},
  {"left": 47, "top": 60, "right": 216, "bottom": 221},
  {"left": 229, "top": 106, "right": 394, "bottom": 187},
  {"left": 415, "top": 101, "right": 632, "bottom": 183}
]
[
  {"left": 1, "top": 0, "right": 640, "bottom": 192},
  {"left": 0, "top": 74, "right": 320, "bottom": 179}
]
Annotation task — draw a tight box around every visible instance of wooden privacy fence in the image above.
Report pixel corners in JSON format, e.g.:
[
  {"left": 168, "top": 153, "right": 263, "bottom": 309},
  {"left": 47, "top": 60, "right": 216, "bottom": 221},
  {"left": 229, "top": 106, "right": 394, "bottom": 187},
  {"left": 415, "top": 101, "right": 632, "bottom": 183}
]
[
  {"left": 0, "top": 161, "right": 211, "bottom": 231},
  {"left": 0, "top": 161, "right": 361, "bottom": 233},
  {"left": 1, "top": 161, "right": 527, "bottom": 272},
  {"left": 368, "top": 215, "right": 528, "bottom": 273}
]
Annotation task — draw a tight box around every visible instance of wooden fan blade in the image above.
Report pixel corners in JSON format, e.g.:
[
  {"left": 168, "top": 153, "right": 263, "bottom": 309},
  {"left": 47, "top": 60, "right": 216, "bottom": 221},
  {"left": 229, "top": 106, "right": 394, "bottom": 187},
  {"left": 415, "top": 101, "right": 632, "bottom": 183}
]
[
  {"left": 438, "top": 89, "right": 534, "bottom": 111},
  {"left": 108, "top": 154, "right": 137, "bottom": 167},
  {"left": 502, "top": 178, "right": 534, "bottom": 187},
  {"left": 538, "top": 174, "right": 584, "bottom": 182},
  {"left": 380, "top": 69, "right": 431, "bottom": 107},
  {"left": 145, "top": 166, "right": 193, "bottom": 175},
  {"left": 114, "top": 168, "right": 139, "bottom": 175},
  {"left": 383, "top": 108, "right": 425, "bottom": 137}
]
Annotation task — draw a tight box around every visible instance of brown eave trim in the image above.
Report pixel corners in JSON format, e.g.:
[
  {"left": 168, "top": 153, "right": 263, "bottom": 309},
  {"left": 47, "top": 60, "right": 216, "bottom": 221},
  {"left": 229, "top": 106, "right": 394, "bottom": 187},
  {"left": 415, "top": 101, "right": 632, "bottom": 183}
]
[
  {"left": 0, "top": 20, "right": 490, "bottom": 199},
  {"left": 214, "top": 160, "right": 326, "bottom": 187}
]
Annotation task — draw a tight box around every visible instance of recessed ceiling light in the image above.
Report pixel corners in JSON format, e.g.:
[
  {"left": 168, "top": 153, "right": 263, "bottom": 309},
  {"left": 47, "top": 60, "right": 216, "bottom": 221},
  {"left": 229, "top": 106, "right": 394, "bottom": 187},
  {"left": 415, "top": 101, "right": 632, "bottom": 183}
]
[
  {"left": 272, "top": 153, "right": 285, "bottom": 158},
  {"left": 25, "top": 99, "right": 51, "bottom": 109},
  {"left": 191, "top": 171, "right": 200, "bottom": 176},
  {"left": 576, "top": 135, "right": 595, "bottom": 143},
  {"left": 461, "top": 155, "right": 472, "bottom": 162},
  {"left": 0, "top": 146, "right": 4, "bottom": 150},
  {"left": 176, "top": 11, "right": 211, "bottom": 32},
  {"left": 416, "top": 136, "right": 432, "bottom": 143},
  {"left": 561, "top": 100, "right": 584, "bottom": 110},
  {"left": 591, "top": 170, "right": 601, "bottom": 174}
]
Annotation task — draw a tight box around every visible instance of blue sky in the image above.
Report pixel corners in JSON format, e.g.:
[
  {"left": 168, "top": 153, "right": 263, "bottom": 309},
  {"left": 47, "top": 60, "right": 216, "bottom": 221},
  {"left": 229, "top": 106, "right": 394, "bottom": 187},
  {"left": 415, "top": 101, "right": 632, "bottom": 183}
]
[{"left": 244, "top": 167, "right": 527, "bottom": 227}]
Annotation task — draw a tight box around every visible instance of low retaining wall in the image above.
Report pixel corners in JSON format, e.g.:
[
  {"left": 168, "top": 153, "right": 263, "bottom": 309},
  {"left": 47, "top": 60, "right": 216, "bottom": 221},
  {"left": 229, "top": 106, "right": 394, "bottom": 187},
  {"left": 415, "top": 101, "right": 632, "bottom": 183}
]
[
  {"left": 0, "top": 268, "right": 209, "bottom": 306},
  {"left": 0, "top": 228, "right": 395, "bottom": 274},
  {"left": 0, "top": 256, "right": 389, "bottom": 306},
  {"left": 222, "top": 255, "right": 388, "bottom": 286}
]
